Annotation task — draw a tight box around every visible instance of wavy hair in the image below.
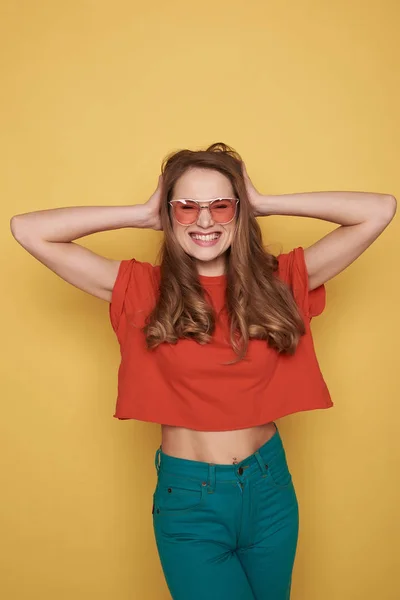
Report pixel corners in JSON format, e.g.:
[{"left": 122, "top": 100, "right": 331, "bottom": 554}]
[{"left": 142, "top": 142, "right": 306, "bottom": 364}]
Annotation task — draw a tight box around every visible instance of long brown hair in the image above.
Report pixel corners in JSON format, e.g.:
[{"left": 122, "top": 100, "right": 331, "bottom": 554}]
[{"left": 143, "top": 142, "right": 306, "bottom": 364}]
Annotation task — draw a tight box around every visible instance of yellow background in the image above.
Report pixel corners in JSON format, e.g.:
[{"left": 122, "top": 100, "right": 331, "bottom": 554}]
[{"left": 1, "top": 1, "right": 399, "bottom": 598}]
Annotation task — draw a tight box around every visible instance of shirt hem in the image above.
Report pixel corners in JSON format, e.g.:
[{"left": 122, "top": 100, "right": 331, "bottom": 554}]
[{"left": 112, "top": 401, "right": 334, "bottom": 431}]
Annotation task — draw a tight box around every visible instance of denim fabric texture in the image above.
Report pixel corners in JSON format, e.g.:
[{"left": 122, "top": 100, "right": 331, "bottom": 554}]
[{"left": 152, "top": 424, "right": 299, "bottom": 599}]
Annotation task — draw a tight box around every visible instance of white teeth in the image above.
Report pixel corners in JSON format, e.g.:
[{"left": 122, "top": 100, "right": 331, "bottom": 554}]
[{"left": 191, "top": 233, "right": 220, "bottom": 241}]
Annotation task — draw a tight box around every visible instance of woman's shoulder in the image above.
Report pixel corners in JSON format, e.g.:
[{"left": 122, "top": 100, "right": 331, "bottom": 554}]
[
  {"left": 116, "top": 257, "right": 160, "bottom": 286},
  {"left": 109, "top": 258, "right": 160, "bottom": 335},
  {"left": 274, "top": 247, "right": 326, "bottom": 319}
]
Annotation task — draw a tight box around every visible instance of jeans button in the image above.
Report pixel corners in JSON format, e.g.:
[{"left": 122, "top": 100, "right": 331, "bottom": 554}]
[{"left": 238, "top": 467, "right": 243, "bottom": 475}]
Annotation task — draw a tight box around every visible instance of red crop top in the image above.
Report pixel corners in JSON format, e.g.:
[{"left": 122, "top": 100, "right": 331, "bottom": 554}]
[{"left": 109, "top": 247, "right": 333, "bottom": 431}]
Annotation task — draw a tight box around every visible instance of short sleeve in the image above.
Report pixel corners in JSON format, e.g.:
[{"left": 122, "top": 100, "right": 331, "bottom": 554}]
[
  {"left": 277, "top": 247, "right": 326, "bottom": 318},
  {"left": 109, "top": 258, "right": 157, "bottom": 335}
]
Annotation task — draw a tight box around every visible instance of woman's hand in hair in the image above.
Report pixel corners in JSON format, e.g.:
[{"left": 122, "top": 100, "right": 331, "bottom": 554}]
[
  {"left": 143, "top": 174, "right": 164, "bottom": 231},
  {"left": 241, "top": 162, "right": 264, "bottom": 217}
]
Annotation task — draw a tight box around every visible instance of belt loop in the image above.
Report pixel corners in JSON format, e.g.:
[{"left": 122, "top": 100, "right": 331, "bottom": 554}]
[
  {"left": 207, "top": 463, "right": 216, "bottom": 493},
  {"left": 254, "top": 450, "right": 268, "bottom": 474},
  {"left": 154, "top": 445, "right": 161, "bottom": 474}
]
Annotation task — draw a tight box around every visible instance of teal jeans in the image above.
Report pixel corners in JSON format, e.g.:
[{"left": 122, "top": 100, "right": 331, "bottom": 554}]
[{"left": 152, "top": 424, "right": 299, "bottom": 599}]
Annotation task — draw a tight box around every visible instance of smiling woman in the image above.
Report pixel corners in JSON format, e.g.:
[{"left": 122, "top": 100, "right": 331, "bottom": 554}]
[{"left": 10, "top": 139, "right": 395, "bottom": 600}]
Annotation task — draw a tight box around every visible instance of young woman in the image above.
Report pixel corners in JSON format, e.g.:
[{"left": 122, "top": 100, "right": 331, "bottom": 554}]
[{"left": 10, "top": 143, "right": 396, "bottom": 600}]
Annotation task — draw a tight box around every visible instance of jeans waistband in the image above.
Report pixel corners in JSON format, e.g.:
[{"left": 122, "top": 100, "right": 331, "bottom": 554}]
[{"left": 154, "top": 422, "right": 285, "bottom": 484}]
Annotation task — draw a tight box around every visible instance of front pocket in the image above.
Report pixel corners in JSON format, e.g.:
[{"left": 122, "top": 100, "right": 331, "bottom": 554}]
[
  {"left": 154, "top": 472, "right": 206, "bottom": 513},
  {"left": 254, "top": 449, "right": 293, "bottom": 490}
]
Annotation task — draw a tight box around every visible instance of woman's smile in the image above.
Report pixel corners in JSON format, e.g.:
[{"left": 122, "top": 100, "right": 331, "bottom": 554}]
[{"left": 189, "top": 232, "right": 222, "bottom": 246}]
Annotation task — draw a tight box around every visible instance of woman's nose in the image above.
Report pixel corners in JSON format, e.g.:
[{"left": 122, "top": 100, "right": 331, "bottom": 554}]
[{"left": 196, "top": 205, "right": 214, "bottom": 226}]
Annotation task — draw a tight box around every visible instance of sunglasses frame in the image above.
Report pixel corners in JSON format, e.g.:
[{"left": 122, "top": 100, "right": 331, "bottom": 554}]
[{"left": 168, "top": 197, "right": 239, "bottom": 225}]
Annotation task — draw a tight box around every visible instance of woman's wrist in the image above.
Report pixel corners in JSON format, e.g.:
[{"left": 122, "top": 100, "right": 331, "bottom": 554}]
[
  {"left": 129, "top": 204, "right": 159, "bottom": 229},
  {"left": 251, "top": 195, "right": 272, "bottom": 217}
]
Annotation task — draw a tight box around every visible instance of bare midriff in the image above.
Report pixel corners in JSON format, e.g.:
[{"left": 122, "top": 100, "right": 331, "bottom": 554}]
[{"left": 161, "top": 421, "right": 277, "bottom": 465}]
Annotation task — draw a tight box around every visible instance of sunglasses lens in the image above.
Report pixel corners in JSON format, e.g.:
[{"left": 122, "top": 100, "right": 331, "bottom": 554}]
[
  {"left": 173, "top": 200, "right": 199, "bottom": 224},
  {"left": 211, "top": 199, "right": 236, "bottom": 222},
  {"left": 173, "top": 199, "right": 236, "bottom": 224}
]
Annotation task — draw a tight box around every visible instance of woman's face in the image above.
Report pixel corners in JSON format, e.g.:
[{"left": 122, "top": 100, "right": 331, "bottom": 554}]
[{"left": 170, "top": 168, "right": 237, "bottom": 275}]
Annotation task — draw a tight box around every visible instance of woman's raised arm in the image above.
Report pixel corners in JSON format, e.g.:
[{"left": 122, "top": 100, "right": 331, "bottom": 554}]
[{"left": 10, "top": 177, "right": 163, "bottom": 302}]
